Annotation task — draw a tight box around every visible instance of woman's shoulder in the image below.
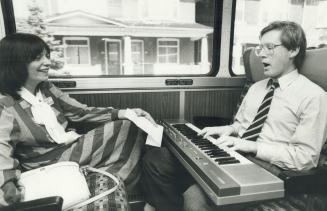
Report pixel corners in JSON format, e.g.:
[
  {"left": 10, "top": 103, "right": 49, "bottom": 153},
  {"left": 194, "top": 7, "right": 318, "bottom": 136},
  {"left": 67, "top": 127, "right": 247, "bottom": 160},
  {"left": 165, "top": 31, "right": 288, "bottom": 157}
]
[
  {"left": 0, "top": 93, "right": 15, "bottom": 107},
  {"left": 39, "top": 81, "right": 54, "bottom": 90},
  {"left": 40, "top": 81, "right": 61, "bottom": 95}
]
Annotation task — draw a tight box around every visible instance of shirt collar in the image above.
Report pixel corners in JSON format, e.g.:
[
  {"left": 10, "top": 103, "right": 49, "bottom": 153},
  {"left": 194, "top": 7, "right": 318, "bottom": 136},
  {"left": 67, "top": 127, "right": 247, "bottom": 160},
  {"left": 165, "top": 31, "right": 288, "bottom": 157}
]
[
  {"left": 267, "top": 70, "right": 299, "bottom": 91},
  {"left": 18, "top": 87, "right": 44, "bottom": 106}
]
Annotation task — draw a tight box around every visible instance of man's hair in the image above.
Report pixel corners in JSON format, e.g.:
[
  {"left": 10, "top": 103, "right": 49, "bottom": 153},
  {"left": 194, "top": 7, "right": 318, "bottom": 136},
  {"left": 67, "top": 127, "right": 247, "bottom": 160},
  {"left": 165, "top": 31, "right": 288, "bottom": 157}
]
[
  {"left": 0, "top": 33, "right": 50, "bottom": 99},
  {"left": 260, "top": 21, "right": 307, "bottom": 70}
]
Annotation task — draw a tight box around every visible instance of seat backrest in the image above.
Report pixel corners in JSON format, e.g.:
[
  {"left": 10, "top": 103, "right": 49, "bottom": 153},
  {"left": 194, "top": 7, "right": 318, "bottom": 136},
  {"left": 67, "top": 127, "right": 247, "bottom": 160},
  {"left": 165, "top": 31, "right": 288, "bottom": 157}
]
[{"left": 243, "top": 47, "right": 327, "bottom": 91}]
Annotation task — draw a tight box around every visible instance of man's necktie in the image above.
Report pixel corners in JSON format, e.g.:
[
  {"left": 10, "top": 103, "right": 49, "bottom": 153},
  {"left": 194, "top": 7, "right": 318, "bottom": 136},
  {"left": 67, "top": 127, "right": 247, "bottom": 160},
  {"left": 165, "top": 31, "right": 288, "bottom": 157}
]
[{"left": 241, "top": 79, "right": 279, "bottom": 141}]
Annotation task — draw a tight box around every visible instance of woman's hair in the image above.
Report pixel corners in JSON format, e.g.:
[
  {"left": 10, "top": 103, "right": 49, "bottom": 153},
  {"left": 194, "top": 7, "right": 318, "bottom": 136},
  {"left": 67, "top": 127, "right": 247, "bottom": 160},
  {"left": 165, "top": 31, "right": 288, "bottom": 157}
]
[
  {"left": 260, "top": 21, "right": 307, "bottom": 70},
  {"left": 0, "top": 33, "right": 50, "bottom": 99}
]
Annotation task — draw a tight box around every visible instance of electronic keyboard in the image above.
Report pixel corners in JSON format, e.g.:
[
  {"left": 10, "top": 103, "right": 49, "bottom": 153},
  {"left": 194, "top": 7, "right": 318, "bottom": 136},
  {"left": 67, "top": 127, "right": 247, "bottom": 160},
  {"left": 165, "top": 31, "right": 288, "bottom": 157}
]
[{"left": 160, "top": 119, "right": 284, "bottom": 205}]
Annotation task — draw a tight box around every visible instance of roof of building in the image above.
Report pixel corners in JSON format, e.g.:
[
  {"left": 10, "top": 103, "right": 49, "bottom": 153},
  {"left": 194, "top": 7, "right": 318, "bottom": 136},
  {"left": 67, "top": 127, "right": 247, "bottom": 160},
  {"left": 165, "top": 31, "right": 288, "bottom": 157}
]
[{"left": 44, "top": 10, "right": 213, "bottom": 38}]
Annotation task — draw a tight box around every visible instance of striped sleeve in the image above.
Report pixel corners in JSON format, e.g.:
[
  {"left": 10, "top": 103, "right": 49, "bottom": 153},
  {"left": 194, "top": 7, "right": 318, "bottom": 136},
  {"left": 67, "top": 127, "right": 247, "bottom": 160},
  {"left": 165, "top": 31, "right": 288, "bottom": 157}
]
[
  {"left": 0, "top": 104, "right": 22, "bottom": 207},
  {"left": 47, "top": 83, "right": 119, "bottom": 123}
]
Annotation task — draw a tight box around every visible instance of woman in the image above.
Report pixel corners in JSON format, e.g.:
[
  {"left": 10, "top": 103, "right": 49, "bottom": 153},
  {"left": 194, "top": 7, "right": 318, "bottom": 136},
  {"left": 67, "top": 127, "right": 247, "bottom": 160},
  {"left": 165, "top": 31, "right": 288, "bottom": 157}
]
[{"left": 0, "top": 33, "right": 155, "bottom": 207}]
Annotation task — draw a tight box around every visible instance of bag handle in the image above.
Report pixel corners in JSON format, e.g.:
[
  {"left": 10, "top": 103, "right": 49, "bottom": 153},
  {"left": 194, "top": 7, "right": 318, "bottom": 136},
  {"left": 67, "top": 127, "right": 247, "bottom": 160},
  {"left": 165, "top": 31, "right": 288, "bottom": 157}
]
[{"left": 64, "top": 166, "right": 120, "bottom": 211}]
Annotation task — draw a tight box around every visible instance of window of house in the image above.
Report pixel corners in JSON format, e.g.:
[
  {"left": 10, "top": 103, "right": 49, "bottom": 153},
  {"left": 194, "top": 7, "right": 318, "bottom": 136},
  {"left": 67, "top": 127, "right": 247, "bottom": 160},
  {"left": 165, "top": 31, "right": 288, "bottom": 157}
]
[
  {"left": 63, "top": 38, "right": 90, "bottom": 65},
  {"left": 232, "top": 0, "right": 327, "bottom": 75},
  {"left": 157, "top": 39, "right": 179, "bottom": 64},
  {"left": 9, "top": 0, "right": 217, "bottom": 77},
  {"left": 104, "top": 39, "right": 122, "bottom": 75},
  {"left": 132, "top": 40, "right": 144, "bottom": 74}
]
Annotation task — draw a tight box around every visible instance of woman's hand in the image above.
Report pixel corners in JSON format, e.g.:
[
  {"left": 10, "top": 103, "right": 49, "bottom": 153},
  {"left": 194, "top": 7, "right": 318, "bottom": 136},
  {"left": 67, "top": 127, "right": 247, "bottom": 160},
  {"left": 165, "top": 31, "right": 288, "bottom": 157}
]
[
  {"left": 216, "top": 136, "right": 258, "bottom": 154},
  {"left": 198, "top": 125, "right": 235, "bottom": 139},
  {"left": 118, "top": 108, "right": 157, "bottom": 126},
  {"left": 130, "top": 108, "right": 157, "bottom": 126}
]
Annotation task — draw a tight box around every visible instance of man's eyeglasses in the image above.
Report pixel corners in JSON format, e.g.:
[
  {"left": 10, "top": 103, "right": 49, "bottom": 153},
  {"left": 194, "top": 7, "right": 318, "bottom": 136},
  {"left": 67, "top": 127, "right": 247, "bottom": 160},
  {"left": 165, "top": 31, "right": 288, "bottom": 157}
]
[{"left": 254, "top": 43, "right": 283, "bottom": 56}]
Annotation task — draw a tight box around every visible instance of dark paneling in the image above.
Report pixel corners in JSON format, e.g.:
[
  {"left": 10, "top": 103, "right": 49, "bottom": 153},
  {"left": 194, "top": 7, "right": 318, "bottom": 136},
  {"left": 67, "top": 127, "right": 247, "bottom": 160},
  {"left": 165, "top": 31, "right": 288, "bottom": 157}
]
[
  {"left": 70, "top": 92, "right": 180, "bottom": 120},
  {"left": 68, "top": 88, "right": 242, "bottom": 124},
  {"left": 184, "top": 89, "right": 242, "bottom": 123}
]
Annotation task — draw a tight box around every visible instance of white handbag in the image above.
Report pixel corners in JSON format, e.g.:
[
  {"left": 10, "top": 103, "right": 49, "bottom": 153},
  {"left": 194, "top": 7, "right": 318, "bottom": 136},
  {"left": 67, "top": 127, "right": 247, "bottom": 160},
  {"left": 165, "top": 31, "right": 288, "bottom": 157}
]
[{"left": 19, "top": 161, "right": 119, "bottom": 210}]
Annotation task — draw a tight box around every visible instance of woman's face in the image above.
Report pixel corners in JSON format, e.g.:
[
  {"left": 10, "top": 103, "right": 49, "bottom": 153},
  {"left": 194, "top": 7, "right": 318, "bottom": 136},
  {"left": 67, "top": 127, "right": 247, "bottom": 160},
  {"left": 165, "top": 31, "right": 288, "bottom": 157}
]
[{"left": 25, "top": 50, "right": 51, "bottom": 86}]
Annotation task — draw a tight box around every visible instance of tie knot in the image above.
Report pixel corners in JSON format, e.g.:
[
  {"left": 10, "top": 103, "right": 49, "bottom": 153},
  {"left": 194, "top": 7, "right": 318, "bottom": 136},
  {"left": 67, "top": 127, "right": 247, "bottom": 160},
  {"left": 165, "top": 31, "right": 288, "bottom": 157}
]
[{"left": 268, "top": 79, "right": 279, "bottom": 89}]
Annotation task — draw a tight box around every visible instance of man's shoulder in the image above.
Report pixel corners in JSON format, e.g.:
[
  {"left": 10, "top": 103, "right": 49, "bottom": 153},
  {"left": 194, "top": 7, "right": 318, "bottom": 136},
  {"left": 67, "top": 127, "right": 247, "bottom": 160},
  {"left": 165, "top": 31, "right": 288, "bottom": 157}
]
[
  {"left": 298, "top": 74, "right": 325, "bottom": 96},
  {"left": 250, "top": 78, "right": 270, "bottom": 89}
]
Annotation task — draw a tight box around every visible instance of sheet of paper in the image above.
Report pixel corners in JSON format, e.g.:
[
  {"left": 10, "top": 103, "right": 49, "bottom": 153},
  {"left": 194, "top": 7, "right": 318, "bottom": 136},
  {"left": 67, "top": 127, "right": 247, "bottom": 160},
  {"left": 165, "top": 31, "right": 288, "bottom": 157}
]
[{"left": 124, "top": 109, "right": 163, "bottom": 147}]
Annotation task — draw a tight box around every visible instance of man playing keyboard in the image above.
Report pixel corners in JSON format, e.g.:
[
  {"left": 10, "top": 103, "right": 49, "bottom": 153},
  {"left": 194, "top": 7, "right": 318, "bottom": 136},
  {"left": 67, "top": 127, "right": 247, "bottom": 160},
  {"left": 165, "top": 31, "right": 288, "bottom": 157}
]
[{"left": 142, "top": 21, "right": 327, "bottom": 211}]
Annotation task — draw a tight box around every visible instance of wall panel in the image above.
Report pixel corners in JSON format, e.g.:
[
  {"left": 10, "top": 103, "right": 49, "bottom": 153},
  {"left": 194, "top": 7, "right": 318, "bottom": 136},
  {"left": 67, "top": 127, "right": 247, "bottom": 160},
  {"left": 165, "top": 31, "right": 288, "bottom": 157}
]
[
  {"left": 68, "top": 87, "right": 242, "bottom": 124},
  {"left": 184, "top": 89, "right": 242, "bottom": 123},
  {"left": 70, "top": 91, "right": 180, "bottom": 120}
]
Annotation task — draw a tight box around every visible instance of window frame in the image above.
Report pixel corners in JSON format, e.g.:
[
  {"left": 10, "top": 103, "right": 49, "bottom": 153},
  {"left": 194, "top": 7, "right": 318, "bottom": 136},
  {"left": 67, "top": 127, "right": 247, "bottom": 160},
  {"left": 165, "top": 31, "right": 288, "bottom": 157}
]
[
  {"left": 0, "top": 0, "right": 247, "bottom": 91},
  {"left": 230, "top": 0, "right": 327, "bottom": 76},
  {"left": 1, "top": 0, "right": 16, "bottom": 35},
  {"left": 228, "top": 0, "right": 238, "bottom": 77},
  {"left": 0, "top": 2, "right": 5, "bottom": 39}
]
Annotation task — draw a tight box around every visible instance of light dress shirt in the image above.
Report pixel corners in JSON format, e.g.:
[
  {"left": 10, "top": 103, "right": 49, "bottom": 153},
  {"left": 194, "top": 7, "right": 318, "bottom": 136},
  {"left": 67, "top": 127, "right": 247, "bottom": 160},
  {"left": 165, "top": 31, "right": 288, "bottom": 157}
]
[
  {"left": 232, "top": 70, "right": 327, "bottom": 171},
  {"left": 19, "top": 87, "right": 81, "bottom": 144}
]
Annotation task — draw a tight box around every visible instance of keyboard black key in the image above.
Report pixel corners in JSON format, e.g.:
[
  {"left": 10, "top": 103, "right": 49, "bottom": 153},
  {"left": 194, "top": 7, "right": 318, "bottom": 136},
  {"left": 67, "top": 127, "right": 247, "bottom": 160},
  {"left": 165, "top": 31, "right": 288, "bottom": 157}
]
[{"left": 214, "top": 157, "right": 236, "bottom": 162}]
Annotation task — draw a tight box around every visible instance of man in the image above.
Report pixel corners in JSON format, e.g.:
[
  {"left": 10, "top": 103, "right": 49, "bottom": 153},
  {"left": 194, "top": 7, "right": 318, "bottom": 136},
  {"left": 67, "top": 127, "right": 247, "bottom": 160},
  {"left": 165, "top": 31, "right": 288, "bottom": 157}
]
[{"left": 142, "top": 21, "right": 327, "bottom": 211}]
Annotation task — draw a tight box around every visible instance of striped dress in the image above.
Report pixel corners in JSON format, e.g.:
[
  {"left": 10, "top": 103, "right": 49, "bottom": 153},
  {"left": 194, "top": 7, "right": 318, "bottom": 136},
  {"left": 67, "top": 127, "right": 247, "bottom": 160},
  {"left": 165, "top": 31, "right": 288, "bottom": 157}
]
[{"left": 0, "top": 82, "right": 145, "bottom": 207}]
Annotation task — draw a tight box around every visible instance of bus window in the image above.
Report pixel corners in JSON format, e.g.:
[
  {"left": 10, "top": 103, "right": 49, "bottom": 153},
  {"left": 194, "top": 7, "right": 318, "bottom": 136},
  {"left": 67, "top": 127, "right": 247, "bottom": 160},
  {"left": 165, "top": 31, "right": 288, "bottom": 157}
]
[
  {"left": 0, "top": 4, "right": 4, "bottom": 39},
  {"left": 10, "top": 0, "right": 218, "bottom": 77},
  {"left": 232, "top": 0, "right": 327, "bottom": 75}
]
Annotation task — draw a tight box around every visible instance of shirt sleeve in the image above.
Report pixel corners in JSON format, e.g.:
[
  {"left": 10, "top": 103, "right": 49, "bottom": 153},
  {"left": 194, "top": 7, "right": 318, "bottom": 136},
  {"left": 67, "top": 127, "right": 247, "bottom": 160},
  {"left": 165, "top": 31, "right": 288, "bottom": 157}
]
[
  {"left": 0, "top": 105, "right": 23, "bottom": 207},
  {"left": 231, "top": 87, "right": 250, "bottom": 135},
  {"left": 48, "top": 83, "right": 120, "bottom": 123},
  {"left": 256, "top": 92, "right": 327, "bottom": 171}
]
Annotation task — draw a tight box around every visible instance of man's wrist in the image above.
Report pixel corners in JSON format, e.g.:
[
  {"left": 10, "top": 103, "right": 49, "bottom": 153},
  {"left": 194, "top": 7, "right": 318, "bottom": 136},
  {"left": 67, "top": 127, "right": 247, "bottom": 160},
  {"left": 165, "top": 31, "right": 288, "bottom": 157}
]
[{"left": 250, "top": 141, "right": 258, "bottom": 155}]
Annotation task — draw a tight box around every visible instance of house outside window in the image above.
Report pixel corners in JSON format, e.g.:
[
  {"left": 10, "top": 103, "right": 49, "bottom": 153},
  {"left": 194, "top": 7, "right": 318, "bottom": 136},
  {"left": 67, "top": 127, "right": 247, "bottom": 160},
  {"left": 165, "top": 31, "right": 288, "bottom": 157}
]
[{"left": 12, "top": 0, "right": 214, "bottom": 76}]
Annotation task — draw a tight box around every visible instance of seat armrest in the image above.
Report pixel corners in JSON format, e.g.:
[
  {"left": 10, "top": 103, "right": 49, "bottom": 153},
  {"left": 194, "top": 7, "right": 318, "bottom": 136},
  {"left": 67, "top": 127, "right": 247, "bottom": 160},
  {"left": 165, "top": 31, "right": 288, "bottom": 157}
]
[
  {"left": 279, "top": 167, "right": 327, "bottom": 194},
  {"left": 1, "top": 196, "right": 63, "bottom": 211},
  {"left": 246, "top": 155, "right": 327, "bottom": 194}
]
